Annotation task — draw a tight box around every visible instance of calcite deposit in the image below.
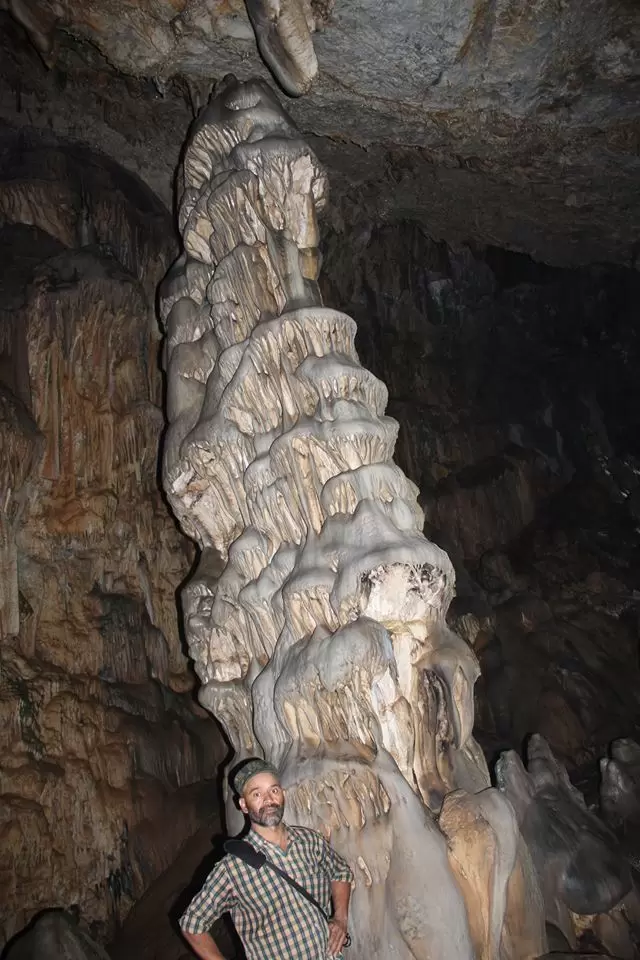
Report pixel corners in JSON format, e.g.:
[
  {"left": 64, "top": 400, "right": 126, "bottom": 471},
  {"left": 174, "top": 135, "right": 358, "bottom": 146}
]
[
  {"left": 0, "top": 137, "right": 223, "bottom": 948},
  {"left": 160, "top": 74, "right": 543, "bottom": 960},
  {"left": 161, "top": 72, "right": 640, "bottom": 959}
]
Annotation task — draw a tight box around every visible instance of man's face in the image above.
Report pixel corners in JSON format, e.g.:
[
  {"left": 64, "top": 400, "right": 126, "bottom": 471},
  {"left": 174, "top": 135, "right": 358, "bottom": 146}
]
[{"left": 239, "top": 771, "right": 286, "bottom": 827}]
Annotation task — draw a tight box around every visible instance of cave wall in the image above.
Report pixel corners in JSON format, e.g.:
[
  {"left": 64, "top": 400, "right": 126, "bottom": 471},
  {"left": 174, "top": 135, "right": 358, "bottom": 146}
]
[
  {"left": 321, "top": 220, "right": 640, "bottom": 774},
  {"left": 0, "top": 133, "right": 224, "bottom": 948},
  {"left": 1, "top": 17, "right": 639, "bottom": 944}
]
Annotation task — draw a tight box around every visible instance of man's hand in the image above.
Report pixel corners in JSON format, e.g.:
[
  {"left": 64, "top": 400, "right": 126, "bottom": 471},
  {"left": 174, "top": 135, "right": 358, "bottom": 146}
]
[
  {"left": 328, "top": 877, "right": 351, "bottom": 956},
  {"left": 327, "top": 917, "right": 348, "bottom": 957}
]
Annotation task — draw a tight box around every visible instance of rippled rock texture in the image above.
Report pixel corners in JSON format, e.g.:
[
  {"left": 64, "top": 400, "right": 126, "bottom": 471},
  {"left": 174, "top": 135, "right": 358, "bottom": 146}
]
[
  {"left": 4, "top": 910, "right": 111, "bottom": 960},
  {"left": 8, "top": 0, "right": 637, "bottom": 145},
  {"left": 155, "top": 70, "right": 640, "bottom": 958},
  {"left": 0, "top": 131, "right": 223, "bottom": 948},
  {"left": 321, "top": 220, "right": 640, "bottom": 773},
  {"left": 1, "top": 1, "right": 638, "bottom": 269},
  {"left": 159, "top": 74, "right": 558, "bottom": 960}
]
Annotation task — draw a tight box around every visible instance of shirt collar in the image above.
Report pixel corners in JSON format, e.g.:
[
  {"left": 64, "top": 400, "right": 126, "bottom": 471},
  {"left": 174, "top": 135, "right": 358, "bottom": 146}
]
[{"left": 248, "top": 823, "right": 295, "bottom": 852}]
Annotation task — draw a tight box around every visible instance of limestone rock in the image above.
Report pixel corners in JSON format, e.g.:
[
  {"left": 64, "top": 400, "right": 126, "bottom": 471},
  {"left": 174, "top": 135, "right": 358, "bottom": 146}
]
[
  {"left": 245, "top": 0, "right": 318, "bottom": 96},
  {"left": 158, "top": 73, "right": 557, "bottom": 960},
  {"left": 5, "top": 0, "right": 637, "bottom": 170},
  {"left": 497, "top": 735, "right": 632, "bottom": 947},
  {"left": 4, "top": 910, "right": 110, "bottom": 960},
  {"left": 322, "top": 219, "right": 640, "bottom": 770},
  {"left": 439, "top": 788, "right": 527, "bottom": 960},
  {"left": 1, "top": 2, "right": 638, "bottom": 269},
  {"left": 0, "top": 137, "right": 224, "bottom": 948},
  {"left": 601, "top": 738, "right": 640, "bottom": 830}
]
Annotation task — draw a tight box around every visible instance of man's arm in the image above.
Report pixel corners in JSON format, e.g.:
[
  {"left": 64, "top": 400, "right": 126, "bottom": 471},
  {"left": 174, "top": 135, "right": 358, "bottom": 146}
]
[
  {"left": 182, "top": 930, "right": 227, "bottom": 960},
  {"left": 327, "top": 879, "right": 351, "bottom": 956},
  {"left": 180, "top": 861, "right": 235, "bottom": 959},
  {"left": 320, "top": 836, "right": 354, "bottom": 957}
]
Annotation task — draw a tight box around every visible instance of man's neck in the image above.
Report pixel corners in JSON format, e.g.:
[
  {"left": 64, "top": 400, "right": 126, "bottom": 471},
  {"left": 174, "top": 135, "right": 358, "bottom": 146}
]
[{"left": 251, "top": 821, "right": 288, "bottom": 847}]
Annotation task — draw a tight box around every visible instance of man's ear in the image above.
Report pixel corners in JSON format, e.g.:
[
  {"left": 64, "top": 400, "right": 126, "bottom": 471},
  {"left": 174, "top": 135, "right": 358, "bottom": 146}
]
[{"left": 239, "top": 796, "right": 248, "bottom": 814}]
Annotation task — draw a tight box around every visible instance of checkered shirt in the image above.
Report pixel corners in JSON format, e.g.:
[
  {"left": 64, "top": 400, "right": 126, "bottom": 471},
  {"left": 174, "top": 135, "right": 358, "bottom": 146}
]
[{"left": 180, "top": 824, "right": 353, "bottom": 960}]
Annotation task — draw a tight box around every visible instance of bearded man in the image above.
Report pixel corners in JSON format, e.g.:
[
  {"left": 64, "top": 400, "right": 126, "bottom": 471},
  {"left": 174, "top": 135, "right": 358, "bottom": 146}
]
[{"left": 180, "top": 758, "right": 353, "bottom": 960}]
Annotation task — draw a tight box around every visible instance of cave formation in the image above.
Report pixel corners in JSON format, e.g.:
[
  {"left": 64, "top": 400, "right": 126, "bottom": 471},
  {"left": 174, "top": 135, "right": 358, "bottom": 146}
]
[{"left": 1, "top": 5, "right": 640, "bottom": 960}]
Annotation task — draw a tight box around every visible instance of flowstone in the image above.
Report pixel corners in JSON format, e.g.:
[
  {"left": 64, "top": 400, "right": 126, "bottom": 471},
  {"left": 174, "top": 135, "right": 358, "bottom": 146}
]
[
  {"left": 4, "top": 911, "right": 111, "bottom": 960},
  {"left": 159, "top": 74, "right": 544, "bottom": 959},
  {"left": 497, "top": 735, "right": 637, "bottom": 955}
]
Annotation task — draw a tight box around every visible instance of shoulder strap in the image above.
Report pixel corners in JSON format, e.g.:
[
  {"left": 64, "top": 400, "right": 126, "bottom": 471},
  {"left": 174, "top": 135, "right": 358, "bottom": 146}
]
[{"left": 224, "top": 838, "right": 265, "bottom": 869}]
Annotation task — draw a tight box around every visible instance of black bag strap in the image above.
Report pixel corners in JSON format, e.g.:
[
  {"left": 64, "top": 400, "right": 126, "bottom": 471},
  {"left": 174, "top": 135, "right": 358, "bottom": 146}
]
[{"left": 224, "top": 838, "right": 350, "bottom": 947}]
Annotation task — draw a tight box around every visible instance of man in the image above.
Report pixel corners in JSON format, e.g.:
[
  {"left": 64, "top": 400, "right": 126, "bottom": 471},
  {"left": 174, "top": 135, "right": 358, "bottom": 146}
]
[{"left": 180, "top": 758, "right": 353, "bottom": 960}]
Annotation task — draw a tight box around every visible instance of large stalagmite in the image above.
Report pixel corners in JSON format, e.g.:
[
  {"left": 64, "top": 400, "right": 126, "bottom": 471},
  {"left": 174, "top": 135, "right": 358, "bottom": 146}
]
[{"left": 159, "top": 75, "right": 545, "bottom": 959}]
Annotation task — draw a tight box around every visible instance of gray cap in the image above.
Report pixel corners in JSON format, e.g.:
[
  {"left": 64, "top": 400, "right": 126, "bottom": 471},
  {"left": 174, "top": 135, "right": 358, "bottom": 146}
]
[{"left": 232, "top": 757, "right": 279, "bottom": 796}]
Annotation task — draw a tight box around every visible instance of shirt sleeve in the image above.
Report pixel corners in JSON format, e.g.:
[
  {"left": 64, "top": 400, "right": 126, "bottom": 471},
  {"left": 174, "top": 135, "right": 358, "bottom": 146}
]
[
  {"left": 179, "top": 860, "right": 236, "bottom": 934},
  {"left": 320, "top": 836, "right": 354, "bottom": 885}
]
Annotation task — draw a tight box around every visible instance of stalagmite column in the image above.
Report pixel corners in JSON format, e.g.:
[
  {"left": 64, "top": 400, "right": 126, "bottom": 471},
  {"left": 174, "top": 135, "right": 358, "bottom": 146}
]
[{"left": 160, "top": 75, "right": 543, "bottom": 959}]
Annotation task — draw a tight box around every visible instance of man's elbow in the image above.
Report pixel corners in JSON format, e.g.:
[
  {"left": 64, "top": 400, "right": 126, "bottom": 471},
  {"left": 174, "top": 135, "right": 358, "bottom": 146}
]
[
  {"left": 182, "top": 928, "right": 200, "bottom": 944},
  {"left": 180, "top": 928, "right": 225, "bottom": 960},
  {"left": 182, "top": 929, "right": 209, "bottom": 949}
]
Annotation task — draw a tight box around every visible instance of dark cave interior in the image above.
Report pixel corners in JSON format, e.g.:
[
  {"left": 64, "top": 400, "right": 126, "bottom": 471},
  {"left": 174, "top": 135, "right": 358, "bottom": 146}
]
[{"left": 1, "top": 6, "right": 639, "bottom": 959}]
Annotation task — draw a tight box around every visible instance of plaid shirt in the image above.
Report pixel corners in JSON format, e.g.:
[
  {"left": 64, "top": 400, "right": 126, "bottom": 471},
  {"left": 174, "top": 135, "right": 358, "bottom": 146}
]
[{"left": 180, "top": 824, "right": 353, "bottom": 960}]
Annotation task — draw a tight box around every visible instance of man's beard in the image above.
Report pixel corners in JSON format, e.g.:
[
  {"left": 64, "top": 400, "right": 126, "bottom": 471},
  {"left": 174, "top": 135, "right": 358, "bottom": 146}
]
[{"left": 249, "top": 802, "right": 285, "bottom": 827}]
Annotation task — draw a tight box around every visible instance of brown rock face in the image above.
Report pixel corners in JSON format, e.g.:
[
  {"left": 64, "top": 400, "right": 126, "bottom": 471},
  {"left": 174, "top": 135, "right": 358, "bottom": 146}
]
[
  {"left": 0, "top": 133, "right": 223, "bottom": 947},
  {"left": 1, "top": 7, "right": 638, "bottom": 269},
  {"left": 321, "top": 220, "right": 640, "bottom": 772}
]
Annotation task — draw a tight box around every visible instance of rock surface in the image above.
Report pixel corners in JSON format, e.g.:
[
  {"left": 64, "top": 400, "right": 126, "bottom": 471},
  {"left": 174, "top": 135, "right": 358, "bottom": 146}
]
[
  {"left": 159, "top": 75, "right": 543, "bottom": 960},
  {"left": 0, "top": 131, "right": 224, "bottom": 948},
  {"left": 321, "top": 219, "right": 640, "bottom": 771},
  {"left": 1, "top": 10, "right": 639, "bottom": 950},
  {"left": 107, "top": 816, "right": 238, "bottom": 960},
  {"left": 3, "top": 122, "right": 638, "bottom": 955},
  {"left": 4, "top": 910, "right": 112, "bottom": 960},
  {"left": 111, "top": 77, "right": 640, "bottom": 960},
  {"left": 0, "top": 8, "right": 638, "bottom": 268},
  {"left": 497, "top": 735, "right": 632, "bottom": 944},
  {"left": 9, "top": 0, "right": 638, "bottom": 150}
]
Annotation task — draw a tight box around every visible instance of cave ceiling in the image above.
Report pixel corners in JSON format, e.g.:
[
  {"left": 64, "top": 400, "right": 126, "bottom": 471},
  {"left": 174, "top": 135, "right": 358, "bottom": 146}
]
[{"left": 1, "top": 0, "right": 639, "bottom": 267}]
